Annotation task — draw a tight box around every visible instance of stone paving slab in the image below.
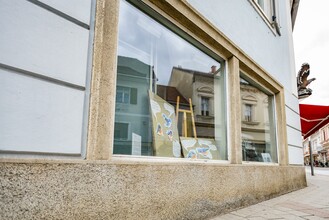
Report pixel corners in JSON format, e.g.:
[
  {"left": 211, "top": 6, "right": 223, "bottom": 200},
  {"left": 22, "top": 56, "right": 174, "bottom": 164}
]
[{"left": 210, "top": 167, "right": 329, "bottom": 220}]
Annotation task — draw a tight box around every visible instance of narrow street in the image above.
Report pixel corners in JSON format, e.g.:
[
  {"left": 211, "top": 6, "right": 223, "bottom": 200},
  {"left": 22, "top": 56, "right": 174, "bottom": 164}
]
[{"left": 305, "top": 166, "right": 329, "bottom": 176}]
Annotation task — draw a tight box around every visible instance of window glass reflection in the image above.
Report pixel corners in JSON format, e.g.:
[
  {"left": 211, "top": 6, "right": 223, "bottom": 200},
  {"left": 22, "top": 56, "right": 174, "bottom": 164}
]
[
  {"left": 114, "top": 1, "right": 226, "bottom": 160},
  {"left": 240, "top": 76, "right": 277, "bottom": 163}
]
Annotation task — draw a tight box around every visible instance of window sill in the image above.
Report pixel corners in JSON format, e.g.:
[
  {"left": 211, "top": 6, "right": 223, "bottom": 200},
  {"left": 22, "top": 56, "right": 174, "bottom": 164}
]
[
  {"left": 196, "top": 114, "right": 214, "bottom": 119},
  {"left": 242, "top": 120, "right": 260, "bottom": 125},
  {"left": 0, "top": 155, "right": 284, "bottom": 167},
  {"left": 242, "top": 161, "right": 279, "bottom": 166}
]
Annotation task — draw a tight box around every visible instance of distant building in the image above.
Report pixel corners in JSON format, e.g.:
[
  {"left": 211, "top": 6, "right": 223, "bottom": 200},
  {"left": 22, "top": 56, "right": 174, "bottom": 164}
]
[
  {"left": 320, "top": 123, "right": 329, "bottom": 149},
  {"left": 303, "top": 131, "right": 320, "bottom": 165},
  {"left": 300, "top": 104, "right": 329, "bottom": 166},
  {"left": 303, "top": 122, "right": 329, "bottom": 166}
]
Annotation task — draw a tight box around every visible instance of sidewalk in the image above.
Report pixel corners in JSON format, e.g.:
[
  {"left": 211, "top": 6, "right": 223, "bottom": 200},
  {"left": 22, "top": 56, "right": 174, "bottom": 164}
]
[{"left": 210, "top": 167, "right": 329, "bottom": 220}]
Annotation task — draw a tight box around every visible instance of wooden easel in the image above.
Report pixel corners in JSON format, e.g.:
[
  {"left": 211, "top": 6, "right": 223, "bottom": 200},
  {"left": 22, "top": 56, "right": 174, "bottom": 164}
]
[{"left": 176, "top": 96, "right": 197, "bottom": 138}]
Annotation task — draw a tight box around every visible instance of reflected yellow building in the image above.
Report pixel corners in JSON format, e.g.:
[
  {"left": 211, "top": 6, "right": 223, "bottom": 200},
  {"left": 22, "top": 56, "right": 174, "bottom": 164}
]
[{"left": 240, "top": 78, "right": 277, "bottom": 162}]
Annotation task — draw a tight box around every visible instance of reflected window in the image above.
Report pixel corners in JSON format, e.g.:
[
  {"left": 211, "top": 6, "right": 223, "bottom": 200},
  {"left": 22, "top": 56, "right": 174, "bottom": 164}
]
[
  {"left": 113, "top": 0, "right": 227, "bottom": 160},
  {"left": 114, "top": 122, "right": 129, "bottom": 140},
  {"left": 244, "top": 104, "right": 252, "bottom": 122},
  {"left": 116, "top": 86, "right": 130, "bottom": 104},
  {"left": 240, "top": 75, "right": 277, "bottom": 163},
  {"left": 201, "top": 97, "right": 210, "bottom": 116}
]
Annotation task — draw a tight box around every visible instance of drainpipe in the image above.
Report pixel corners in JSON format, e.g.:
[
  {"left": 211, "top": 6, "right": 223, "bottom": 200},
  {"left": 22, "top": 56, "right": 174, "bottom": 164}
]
[{"left": 272, "top": 0, "right": 281, "bottom": 36}]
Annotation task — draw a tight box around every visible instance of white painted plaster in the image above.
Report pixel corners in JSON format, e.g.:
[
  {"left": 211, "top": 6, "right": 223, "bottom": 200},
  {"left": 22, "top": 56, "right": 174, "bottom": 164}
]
[
  {"left": 0, "top": 69, "right": 84, "bottom": 154},
  {"left": 39, "top": 0, "right": 92, "bottom": 25},
  {"left": 288, "top": 145, "right": 304, "bottom": 165},
  {"left": 0, "top": 0, "right": 89, "bottom": 86}
]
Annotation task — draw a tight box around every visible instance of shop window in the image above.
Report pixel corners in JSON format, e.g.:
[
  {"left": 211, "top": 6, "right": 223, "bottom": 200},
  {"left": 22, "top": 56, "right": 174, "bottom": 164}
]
[
  {"left": 113, "top": 0, "right": 227, "bottom": 160},
  {"left": 240, "top": 75, "right": 277, "bottom": 163}
]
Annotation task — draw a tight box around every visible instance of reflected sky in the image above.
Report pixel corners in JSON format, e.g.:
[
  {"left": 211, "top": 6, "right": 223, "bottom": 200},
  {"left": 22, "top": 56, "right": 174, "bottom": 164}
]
[{"left": 118, "top": 0, "right": 220, "bottom": 85}]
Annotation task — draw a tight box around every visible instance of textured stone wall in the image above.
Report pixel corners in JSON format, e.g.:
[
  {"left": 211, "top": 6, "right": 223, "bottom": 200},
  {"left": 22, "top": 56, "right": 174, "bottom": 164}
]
[{"left": 0, "top": 161, "right": 306, "bottom": 219}]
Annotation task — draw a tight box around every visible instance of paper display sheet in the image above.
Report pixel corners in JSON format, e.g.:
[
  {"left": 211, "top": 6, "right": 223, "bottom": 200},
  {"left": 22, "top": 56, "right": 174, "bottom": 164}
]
[
  {"left": 180, "top": 137, "right": 219, "bottom": 160},
  {"left": 149, "top": 91, "right": 182, "bottom": 158},
  {"left": 261, "top": 153, "right": 272, "bottom": 162}
]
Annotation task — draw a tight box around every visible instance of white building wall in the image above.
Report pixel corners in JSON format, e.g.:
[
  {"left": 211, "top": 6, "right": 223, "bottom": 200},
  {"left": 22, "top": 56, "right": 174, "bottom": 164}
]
[
  {"left": 187, "top": 0, "right": 303, "bottom": 164},
  {"left": 0, "top": 0, "right": 94, "bottom": 156}
]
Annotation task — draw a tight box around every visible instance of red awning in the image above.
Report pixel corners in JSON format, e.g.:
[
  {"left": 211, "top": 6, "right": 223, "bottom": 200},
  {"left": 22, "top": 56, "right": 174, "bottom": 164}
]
[{"left": 299, "top": 104, "right": 329, "bottom": 139}]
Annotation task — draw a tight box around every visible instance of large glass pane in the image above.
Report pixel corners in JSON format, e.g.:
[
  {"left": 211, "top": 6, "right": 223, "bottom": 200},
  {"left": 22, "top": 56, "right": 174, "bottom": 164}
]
[
  {"left": 113, "top": 0, "right": 227, "bottom": 160},
  {"left": 240, "top": 76, "right": 277, "bottom": 163}
]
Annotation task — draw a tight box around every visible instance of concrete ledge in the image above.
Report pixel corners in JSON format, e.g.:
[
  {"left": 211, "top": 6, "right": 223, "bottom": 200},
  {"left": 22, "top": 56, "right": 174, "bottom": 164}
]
[{"left": 0, "top": 161, "right": 306, "bottom": 219}]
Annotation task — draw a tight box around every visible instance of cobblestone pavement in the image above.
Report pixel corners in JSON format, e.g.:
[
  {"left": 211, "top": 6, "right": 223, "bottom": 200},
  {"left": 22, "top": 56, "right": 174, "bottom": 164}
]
[{"left": 211, "top": 167, "right": 329, "bottom": 220}]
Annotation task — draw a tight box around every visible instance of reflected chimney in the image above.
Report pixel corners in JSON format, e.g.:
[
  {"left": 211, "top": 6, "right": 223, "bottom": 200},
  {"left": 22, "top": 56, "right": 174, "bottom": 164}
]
[{"left": 211, "top": 65, "right": 217, "bottom": 74}]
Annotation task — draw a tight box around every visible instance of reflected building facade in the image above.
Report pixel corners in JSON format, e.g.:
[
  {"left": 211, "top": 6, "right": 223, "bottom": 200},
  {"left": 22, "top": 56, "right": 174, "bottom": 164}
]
[
  {"left": 166, "top": 66, "right": 217, "bottom": 138},
  {"left": 114, "top": 56, "right": 153, "bottom": 155},
  {"left": 240, "top": 77, "right": 277, "bottom": 163},
  {"left": 156, "top": 66, "right": 227, "bottom": 159}
]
